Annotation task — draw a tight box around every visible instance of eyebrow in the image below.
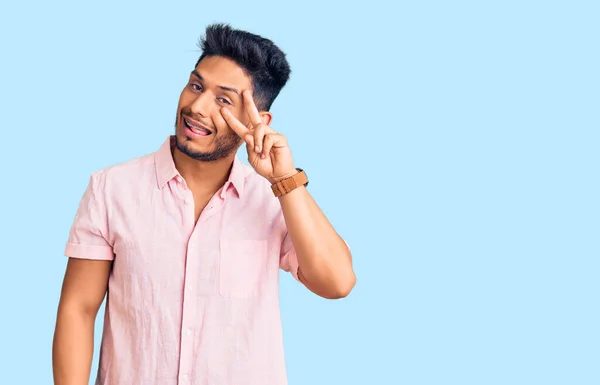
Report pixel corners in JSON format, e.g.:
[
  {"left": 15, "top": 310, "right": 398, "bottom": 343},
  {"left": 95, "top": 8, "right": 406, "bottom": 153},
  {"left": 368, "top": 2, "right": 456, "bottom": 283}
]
[{"left": 191, "top": 70, "right": 240, "bottom": 95}]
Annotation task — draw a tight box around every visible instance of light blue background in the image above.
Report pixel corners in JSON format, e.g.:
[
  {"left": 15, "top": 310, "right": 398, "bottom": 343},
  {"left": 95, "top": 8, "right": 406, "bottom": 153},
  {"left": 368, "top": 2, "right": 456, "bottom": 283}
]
[{"left": 0, "top": 1, "right": 598, "bottom": 384}]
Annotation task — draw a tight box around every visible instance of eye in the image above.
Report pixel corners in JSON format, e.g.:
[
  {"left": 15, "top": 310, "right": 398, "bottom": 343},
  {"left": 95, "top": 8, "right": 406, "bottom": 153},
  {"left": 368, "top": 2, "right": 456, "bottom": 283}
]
[
  {"left": 218, "top": 97, "right": 232, "bottom": 105},
  {"left": 190, "top": 83, "right": 202, "bottom": 91}
]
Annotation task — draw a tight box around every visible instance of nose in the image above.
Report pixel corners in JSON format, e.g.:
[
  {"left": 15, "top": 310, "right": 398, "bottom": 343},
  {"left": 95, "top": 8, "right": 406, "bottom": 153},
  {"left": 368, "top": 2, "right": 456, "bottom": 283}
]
[{"left": 189, "top": 91, "right": 213, "bottom": 118}]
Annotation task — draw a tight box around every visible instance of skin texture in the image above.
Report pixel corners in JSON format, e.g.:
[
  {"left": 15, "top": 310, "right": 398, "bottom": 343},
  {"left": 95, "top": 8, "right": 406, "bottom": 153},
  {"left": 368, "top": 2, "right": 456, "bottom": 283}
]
[
  {"left": 53, "top": 55, "right": 355, "bottom": 385},
  {"left": 174, "top": 57, "right": 248, "bottom": 163},
  {"left": 52, "top": 259, "right": 112, "bottom": 385}
]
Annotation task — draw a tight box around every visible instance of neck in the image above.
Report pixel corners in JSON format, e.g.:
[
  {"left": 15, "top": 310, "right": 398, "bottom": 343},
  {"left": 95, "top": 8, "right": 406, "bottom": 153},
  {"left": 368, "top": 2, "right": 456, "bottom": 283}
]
[{"left": 172, "top": 147, "right": 234, "bottom": 194}]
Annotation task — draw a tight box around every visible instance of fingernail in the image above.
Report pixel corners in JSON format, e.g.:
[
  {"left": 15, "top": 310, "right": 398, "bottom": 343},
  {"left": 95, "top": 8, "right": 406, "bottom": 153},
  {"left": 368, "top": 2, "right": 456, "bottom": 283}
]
[
  {"left": 255, "top": 146, "right": 260, "bottom": 153},
  {"left": 261, "top": 153, "right": 266, "bottom": 159}
]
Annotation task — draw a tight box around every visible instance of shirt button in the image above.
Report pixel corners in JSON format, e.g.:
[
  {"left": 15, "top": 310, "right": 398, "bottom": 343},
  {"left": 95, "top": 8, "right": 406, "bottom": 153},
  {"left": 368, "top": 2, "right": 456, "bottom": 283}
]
[
  {"left": 182, "top": 374, "right": 189, "bottom": 380},
  {"left": 186, "top": 329, "right": 191, "bottom": 335}
]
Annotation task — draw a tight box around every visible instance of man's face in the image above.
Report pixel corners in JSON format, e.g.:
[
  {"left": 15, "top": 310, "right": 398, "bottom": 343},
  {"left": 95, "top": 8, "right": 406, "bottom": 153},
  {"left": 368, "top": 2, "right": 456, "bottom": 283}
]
[{"left": 174, "top": 56, "right": 253, "bottom": 161}]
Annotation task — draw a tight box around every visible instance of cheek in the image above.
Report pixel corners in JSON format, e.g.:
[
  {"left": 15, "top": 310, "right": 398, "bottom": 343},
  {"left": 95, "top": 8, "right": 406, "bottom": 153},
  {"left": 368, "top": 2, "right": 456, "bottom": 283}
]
[{"left": 178, "top": 89, "right": 196, "bottom": 109}]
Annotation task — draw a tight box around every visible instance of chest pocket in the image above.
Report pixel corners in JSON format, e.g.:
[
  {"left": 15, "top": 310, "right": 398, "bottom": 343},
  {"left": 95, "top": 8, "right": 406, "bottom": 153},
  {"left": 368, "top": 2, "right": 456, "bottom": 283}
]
[{"left": 218, "top": 239, "right": 269, "bottom": 298}]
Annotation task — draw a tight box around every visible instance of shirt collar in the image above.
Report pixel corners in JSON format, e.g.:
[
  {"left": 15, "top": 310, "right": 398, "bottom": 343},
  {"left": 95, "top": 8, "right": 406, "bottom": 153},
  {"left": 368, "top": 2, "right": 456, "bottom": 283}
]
[
  {"left": 154, "top": 136, "right": 246, "bottom": 198},
  {"left": 225, "top": 154, "right": 246, "bottom": 198}
]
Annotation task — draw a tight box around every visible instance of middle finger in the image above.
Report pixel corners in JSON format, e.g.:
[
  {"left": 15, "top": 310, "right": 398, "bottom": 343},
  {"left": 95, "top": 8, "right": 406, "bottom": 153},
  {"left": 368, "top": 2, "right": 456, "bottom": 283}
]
[
  {"left": 253, "top": 123, "right": 266, "bottom": 154},
  {"left": 244, "top": 90, "right": 263, "bottom": 126}
]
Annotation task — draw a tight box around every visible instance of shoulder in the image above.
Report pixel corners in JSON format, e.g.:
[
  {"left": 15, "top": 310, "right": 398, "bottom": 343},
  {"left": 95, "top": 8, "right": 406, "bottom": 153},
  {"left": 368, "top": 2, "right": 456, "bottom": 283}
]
[
  {"left": 238, "top": 163, "right": 276, "bottom": 200},
  {"left": 238, "top": 165, "right": 286, "bottom": 219},
  {"left": 87, "top": 151, "right": 157, "bottom": 195},
  {"left": 245, "top": 170, "right": 273, "bottom": 195}
]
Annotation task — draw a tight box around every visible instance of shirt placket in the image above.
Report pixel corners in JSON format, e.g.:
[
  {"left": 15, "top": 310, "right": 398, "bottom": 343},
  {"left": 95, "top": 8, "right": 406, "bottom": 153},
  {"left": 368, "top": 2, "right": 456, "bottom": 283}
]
[{"left": 177, "top": 183, "right": 226, "bottom": 384}]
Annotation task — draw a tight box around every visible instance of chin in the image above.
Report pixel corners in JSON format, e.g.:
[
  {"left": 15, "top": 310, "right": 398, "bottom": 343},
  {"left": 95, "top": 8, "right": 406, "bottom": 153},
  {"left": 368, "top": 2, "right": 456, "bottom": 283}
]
[{"left": 177, "top": 133, "right": 208, "bottom": 150}]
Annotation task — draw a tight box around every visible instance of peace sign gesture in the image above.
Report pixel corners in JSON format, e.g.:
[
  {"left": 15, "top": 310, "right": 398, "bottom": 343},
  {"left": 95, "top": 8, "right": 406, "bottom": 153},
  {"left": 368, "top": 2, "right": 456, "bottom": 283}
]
[{"left": 221, "top": 90, "right": 297, "bottom": 184}]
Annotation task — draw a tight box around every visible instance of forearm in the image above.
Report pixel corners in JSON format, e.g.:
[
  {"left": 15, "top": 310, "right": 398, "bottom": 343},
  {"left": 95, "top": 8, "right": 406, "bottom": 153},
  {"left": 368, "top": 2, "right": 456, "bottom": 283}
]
[
  {"left": 52, "top": 306, "right": 96, "bottom": 385},
  {"left": 279, "top": 186, "right": 355, "bottom": 298}
]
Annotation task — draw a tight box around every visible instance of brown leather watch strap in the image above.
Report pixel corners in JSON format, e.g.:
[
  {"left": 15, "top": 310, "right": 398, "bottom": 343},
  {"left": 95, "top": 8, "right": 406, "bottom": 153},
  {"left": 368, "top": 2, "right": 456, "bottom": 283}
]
[{"left": 271, "top": 169, "right": 308, "bottom": 197}]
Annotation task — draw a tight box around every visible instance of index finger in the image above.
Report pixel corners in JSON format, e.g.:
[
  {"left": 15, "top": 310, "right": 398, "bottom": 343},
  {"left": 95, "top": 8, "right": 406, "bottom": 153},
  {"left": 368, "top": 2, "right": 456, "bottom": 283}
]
[
  {"left": 221, "top": 107, "right": 249, "bottom": 138},
  {"left": 243, "top": 90, "right": 262, "bottom": 126}
]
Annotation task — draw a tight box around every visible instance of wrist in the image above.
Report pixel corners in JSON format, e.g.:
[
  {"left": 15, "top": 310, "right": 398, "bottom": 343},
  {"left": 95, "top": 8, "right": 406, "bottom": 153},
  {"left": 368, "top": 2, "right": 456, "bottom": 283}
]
[
  {"left": 269, "top": 168, "right": 309, "bottom": 198},
  {"left": 268, "top": 169, "right": 298, "bottom": 184}
]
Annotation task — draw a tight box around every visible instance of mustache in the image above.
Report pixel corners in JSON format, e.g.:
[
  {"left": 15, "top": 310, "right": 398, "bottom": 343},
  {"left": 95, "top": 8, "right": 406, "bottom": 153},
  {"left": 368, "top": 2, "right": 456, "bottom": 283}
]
[{"left": 180, "top": 108, "right": 215, "bottom": 130}]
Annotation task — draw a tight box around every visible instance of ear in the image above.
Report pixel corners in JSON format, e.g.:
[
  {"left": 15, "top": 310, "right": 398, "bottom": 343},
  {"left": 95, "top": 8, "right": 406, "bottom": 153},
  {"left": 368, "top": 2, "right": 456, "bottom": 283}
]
[{"left": 259, "top": 111, "right": 272, "bottom": 126}]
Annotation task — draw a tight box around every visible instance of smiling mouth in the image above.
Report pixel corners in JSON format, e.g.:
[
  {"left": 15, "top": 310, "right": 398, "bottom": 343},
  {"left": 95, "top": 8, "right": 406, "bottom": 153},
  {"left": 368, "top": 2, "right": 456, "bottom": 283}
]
[{"left": 183, "top": 117, "right": 213, "bottom": 136}]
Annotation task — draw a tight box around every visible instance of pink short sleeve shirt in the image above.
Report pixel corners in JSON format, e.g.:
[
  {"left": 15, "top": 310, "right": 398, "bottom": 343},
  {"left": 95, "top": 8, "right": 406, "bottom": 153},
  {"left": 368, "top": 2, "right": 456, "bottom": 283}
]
[{"left": 65, "top": 136, "right": 300, "bottom": 385}]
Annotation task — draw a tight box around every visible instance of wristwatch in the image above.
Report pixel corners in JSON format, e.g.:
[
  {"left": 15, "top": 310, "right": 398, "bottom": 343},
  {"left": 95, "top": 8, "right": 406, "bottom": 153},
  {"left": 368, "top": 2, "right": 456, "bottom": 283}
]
[{"left": 271, "top": 168, "right": 308, "bottom": 197}]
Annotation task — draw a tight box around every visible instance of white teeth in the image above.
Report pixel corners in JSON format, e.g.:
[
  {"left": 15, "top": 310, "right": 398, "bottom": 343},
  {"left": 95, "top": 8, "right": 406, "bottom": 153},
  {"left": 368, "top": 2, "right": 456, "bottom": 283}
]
[{"left": 185, "top": 119, "right": 210, "bottom": 134}]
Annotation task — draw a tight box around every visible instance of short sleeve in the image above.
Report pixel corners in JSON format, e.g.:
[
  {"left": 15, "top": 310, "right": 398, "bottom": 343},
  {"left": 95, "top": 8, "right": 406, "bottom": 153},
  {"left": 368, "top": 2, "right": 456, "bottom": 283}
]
[
  {"left": 279, "top": 231, "right": 301, "bottom": 282},
  {"left": 64, "top": 174, "right": 114, "bottom": 261}
]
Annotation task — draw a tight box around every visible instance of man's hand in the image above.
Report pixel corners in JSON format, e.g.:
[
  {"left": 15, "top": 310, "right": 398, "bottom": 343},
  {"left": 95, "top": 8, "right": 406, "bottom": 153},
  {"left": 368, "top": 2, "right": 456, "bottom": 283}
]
[
  {"left": 223, "top": 91, "right": 355, "bottom": 298},
  {"left": 221, "top": 90, "right": 297, "bottom": 184}
]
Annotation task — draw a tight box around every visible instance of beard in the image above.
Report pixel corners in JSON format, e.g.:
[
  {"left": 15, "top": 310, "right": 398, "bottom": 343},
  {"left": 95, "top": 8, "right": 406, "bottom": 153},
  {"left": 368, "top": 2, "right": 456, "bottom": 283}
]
[{"left": 174, "top": 111, "right": 242, "bottom": 162}]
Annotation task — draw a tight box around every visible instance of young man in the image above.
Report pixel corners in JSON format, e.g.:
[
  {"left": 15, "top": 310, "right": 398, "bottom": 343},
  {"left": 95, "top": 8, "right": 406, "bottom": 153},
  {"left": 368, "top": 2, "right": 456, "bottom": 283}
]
[{"left": 52, "top": 24, "right": 355, "bottom": 385}]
